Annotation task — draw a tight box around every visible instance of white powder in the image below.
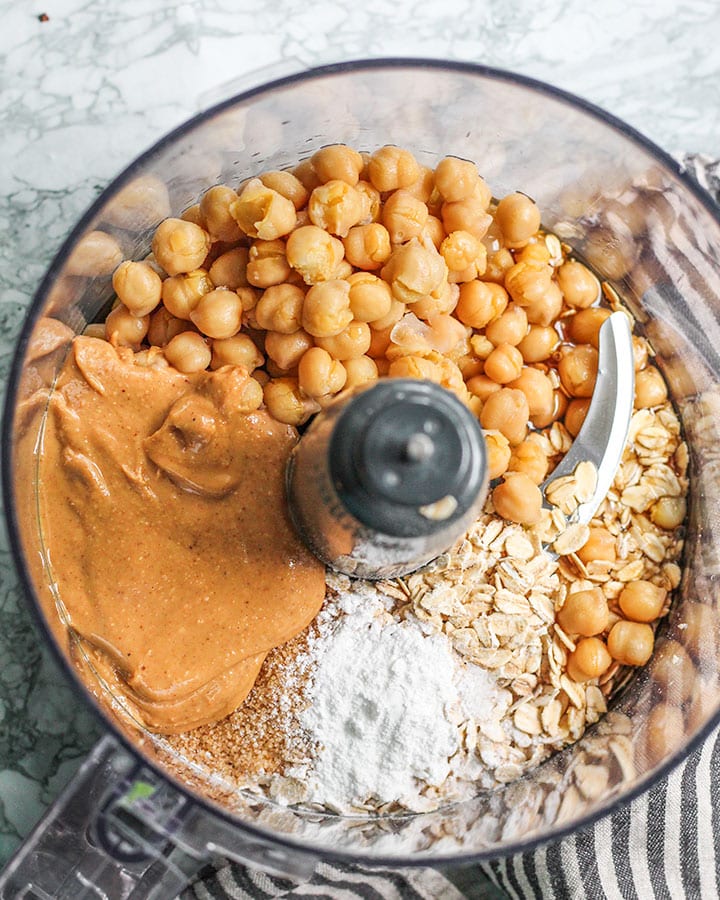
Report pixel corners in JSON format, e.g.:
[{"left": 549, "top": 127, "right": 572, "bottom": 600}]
[{"left": 290, "top": 578, "right": 508, "bottom": 811}]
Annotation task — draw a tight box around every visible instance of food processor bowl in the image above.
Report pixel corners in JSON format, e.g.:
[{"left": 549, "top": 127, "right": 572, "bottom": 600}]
[{"left": 3, "top": 59, "right": 720, "bottom": 897}]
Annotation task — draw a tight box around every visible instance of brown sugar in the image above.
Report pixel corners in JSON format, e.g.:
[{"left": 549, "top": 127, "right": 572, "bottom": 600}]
[{"left": 166, "top": 622, "right": 321, "bottom": 783}]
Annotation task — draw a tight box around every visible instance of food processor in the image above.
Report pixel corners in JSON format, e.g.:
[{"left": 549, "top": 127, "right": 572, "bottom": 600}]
[{"left": 2, "top": 59, "right": 720, "bottom": 899}]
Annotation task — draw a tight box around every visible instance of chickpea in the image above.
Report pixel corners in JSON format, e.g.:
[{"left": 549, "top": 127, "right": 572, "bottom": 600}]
[
  {"left": 457, "top": 353, "right": 485, "bottom": 379},
  {"left": 492, "top": 473, "right": 542, "bottom": 524},
  {"left": 293, "top": 158, "right": 321, "bottom": 192},
  {"left": 651, "top": 640, "right": 696, "bottom": 705},
  {"left": 577, "top": 527, "right": 616, "bottom": 564},
  {"left": 470, "top": 334, "right": 494, "bottom": 360},
  {"left": 523, "top": 282, "right": 564, "bottom": 327},
  {"left": 298, "top": 347, "right": 347, "bottom": 398},
  {"left": 557, "top": 588, "right": 610, "bottom": 636},
  {"left": 495, "top": 193, "right": 542, "bottom": 245},
  {"left": 517, "top": 242, "right": 551, "bottom": 266},
  {"left": 347, "top": 272, "right": 393, "bottom": 322},
  {"left": 485, "top": 304, "right": 528, "bottom": 347},
  {"left": 618, "top": 581, "right": 667, "bottom": 623},
  {"left": 421, "top": 215, "right": 446, "bottom": 249},
  {"left": 607, "top": 620, "right": 654, "bottom": 666},
  {"left": 507, "top": 440, "right": 549, "bottom": 485},
  {"left": 315, "top": 320, "right": 372, "bottom": 361},
  {"left": 504, "top": 260, "right": 553, "bottom": 307},
  {"left": 635, "top": 366, "right": 669, "bottom": 409},
  {"left": 567, "top": 637, "right": 612, "bottom": 682},
  {"left": 133, "top": 347, "right": 170, "bottom": 370},
  {"left": 403, "top": 165, "right": 435, "bottom": 204},
  {"left": 355, "top": 180, "right": 382, "bottom": 223},
  {"left": 151, "top": 218, "right": 211, "bottom": 276},
  {"left": 180, "top": 204, "right": 204, "bottom": 226},
  {"left": 381, "top": 190, "right": 429, "bottom": 243},
  {"left": 343, "top": 223, "right": 392, "bottom": 270},
  {"left": 367, "top": 146, "right": 421, "bottom": 193},
  {"left": 566, "top": 307, "right": 611, "bottom": 348},
  {"left": 308, "top": 180, "right": 364, "bottom": 237},
  {"left": 517, "top": 325, "right": 559, "bottom": 363},
  {"left": 388, "top": 354, "right": 445, "bottom": 386},
  {"left": 425, "top": 313, "right": 468, "bottom": 354},
  {"left": 484, "top": 430, "right": 512, "bottom": 480},
  {"left": 210, "top": 333, "right": 264, "bottom": 371},
  {"left": 263, "top": 377, "right": 316, "bottom": 426},
  {"left": 147, "top": 307, "right": 193, "bottom": 346},
  {"left": 643, "top": 703, "right": 685, "bottom": 766},
  {"left": 161, "top": 269, "right": 212, "bottom": 320},
  {"left": 302, "top": 280, "right": 353, "bottom": 337},
  {"left": 633, "top": 335, "right": 650, "bottom": 371},
  {"left": 83, "top": 323, "right": 107, "bottom": 340},
  {"left": 367, "top": 324, "right": 393, "bottom": 359},
  {"left": 434, "top": 157, "right": 484, "bottom": 203},
  {"left": 536, "top": 390, "right": 567, "bottom": 429},
  {"left": 237, "top": 286, "right": 260, "bottom": 312},
  {"left": 508, "top": 367, "right": 554, "bottom": 422},
  {"left": 467, "top": 374, "right": 501, "bottom": 402},
  {"left": 254, "top": 283, "right": 304, "bottom": 334},
  {"left": 230, "top": 179, "right": 297, "bottom": 240},
  {"left": 246, "top": 239, "right": 291, "bottom": 288},
  {"left": 650, "top": 496, "right": 687, "bottom": 530},
  {"left": 311, "top": 144, "right": 364, "bottom": 185},
  {"left": 558, "top": 345, "right": 598, "bottom": 398},
  {"left": 441, "top": 197, "right": 492, "bottom": 240},
  {"left": 112, "top": 261, "right": 162, "bottom": 317},
  {"left": 259, "top": 170, "right": 309, "bottom": 210},
  {"left": 105, "top": 305, "right": 150, "bottom": 348},
  {"left": 480, "top": 388, "right": 529, "bottom": 446},
  {"left": 370, "top": 298, "right": 406, "bottom": 331},
  {"left": 484, "top": 343, "right": 523, "bottom": 384},
  {"left": 455, "top": 281, "right": 508, "bottom": 329},
  {"left": 381, "top": 241, "right": 448, "bottom": 307},
  {"left": 332, "top": 259, "right": 353, "bottom": 280},
  {"left": 564, "top": 398, "right": 591, "bottom": 437},
  {"left": 189, "top": 288, "right": 243, "bottom": 339},
  {"left": 440, "top": 230, "right": 487, "bottom": 276},
  {"left": 209, "top": 247, "right": 250, "bottom": 289},
  {"left": 343, "top": 355, "right": 379, "bottom": 390},
  {"left": 199, "top": 185, "right": 243, "bottom": 242},
  {"left": 286, "top": 225, "right": 345, "bottom": 285},
  {"left": 484, "top": 248, "right": 515, "bottom": 284},
  {"left": 556, "top": 260, "right": 600, "bottom": 308},
  {"left": 264, "top": 329, "right": 314, "bottom": 371},
  {"left": 408, "top": 280, "right": 458, "bottom": 320},
  {"left": 164, "top": 331, "right": 211, "bottom": 373}
]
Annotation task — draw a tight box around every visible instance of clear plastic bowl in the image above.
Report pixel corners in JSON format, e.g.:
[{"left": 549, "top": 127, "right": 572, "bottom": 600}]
[{"left": 4, "top": 60, "right": 720, "bottom": 884}]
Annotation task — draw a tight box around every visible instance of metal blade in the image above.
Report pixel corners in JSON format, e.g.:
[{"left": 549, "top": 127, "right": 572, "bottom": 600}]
[{"left": 541, "top": 311, "right": 635, "bottom": 526}]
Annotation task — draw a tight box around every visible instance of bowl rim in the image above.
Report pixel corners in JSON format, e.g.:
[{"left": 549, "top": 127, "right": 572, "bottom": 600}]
[{"left": 4, "top": 55, "right": 720, "bottom": 869}]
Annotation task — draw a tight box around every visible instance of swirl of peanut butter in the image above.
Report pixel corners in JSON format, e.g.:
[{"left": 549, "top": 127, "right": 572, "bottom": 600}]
[{"left": 38, "top": 336, "right": 326, "bottom": 733}]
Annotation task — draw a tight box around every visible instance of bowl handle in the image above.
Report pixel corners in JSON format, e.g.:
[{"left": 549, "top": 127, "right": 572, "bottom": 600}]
[{"left": 0, "top": 733, "right": 318, "bottom": 898}]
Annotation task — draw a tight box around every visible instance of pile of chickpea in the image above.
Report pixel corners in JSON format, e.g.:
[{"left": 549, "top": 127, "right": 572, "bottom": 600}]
[{"left": 101, "top": 144, "right": 682, "bottom": 684}]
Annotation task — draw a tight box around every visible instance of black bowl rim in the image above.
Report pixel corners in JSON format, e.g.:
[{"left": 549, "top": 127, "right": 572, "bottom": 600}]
[{"left": 3, "top": 56, "right": 720, "bottom": 870}]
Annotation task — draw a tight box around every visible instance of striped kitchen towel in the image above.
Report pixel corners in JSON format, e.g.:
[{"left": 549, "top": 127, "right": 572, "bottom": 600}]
[{"left": 182, "top": 154, "right": 720, "bottom": 900}]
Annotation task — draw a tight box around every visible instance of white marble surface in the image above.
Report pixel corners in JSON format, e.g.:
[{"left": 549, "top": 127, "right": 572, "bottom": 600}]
[{"left": 1, "top": 0, "right": 720, "bottom": 876}]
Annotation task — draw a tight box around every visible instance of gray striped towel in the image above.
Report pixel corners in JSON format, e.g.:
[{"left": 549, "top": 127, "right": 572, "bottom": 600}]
[{"left": 181, "top": 154, "right": 720, "bottom": 900}]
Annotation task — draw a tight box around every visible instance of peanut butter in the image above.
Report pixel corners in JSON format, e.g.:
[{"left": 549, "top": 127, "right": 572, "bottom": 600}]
[{"left": 35, "top": 336, "right": 325, "bottom": 733}]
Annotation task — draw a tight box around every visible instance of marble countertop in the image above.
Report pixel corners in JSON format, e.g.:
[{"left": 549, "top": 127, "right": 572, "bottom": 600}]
[{"left": 1, "top": 0, "right": 719, "bottom": 878}]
